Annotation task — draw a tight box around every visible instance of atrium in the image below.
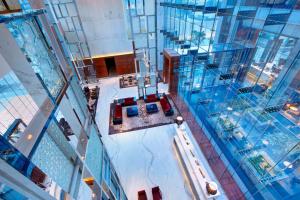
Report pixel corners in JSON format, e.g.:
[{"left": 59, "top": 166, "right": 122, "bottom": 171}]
[{"left": 0, "top": 0, "right": 299, "bottom": 200}]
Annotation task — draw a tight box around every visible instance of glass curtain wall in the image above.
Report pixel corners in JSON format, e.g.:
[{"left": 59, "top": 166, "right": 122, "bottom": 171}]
[
  {"left": 161, "top": 0, "right": 300, "bottom": 199},
  {"left": 31, "top": 119, "right": 76, "bottom": 192},
  {"left": 47, "top": 0, "right": 96, "bottom": 82},
  {"left": 5, "top": 14, "right": 66, "bottom": 100},
  {"left": 123, "top": 0, "right": 157, "bottom": 71}
]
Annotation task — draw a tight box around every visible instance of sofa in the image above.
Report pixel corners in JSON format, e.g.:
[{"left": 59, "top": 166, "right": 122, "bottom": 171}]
[
  {"left": 138, "top": 190, "right": 148, "bottom": 200},
  {"left": 160, "top": 94, "right": 174, "bottom": 116},
  {"left": 145, "top": 94, "right": 158, "bottom": 103},
  {"left": 152, "top": 186, "right": 162, "bottom": 200},
  {"left": 113, "top": 104, "right": 122, "bottom": 125},
  {"left": 122, "top": 97, "right": 137, "bottom": 107}
]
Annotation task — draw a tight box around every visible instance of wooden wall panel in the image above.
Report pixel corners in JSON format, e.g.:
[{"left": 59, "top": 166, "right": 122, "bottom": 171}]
[
  {"left": 114, "top": 53, "right": 135, "bottom": 75},
  {"left": 81, "top": 52, "right": 135, "bottom": 78},
  {"left": 163, "top": 49, "right": 180, "bottom": 94},
  {"left": 93, "top": 57, "right": 108, "bottom": 78}
]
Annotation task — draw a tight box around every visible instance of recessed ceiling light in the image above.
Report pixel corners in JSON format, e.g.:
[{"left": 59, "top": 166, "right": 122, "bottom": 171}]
[
  {"left": 283, "top": 161, "right": 293, "bottom": 168},
  {"left": 227, "top": 107, "right": 233, "bottom": 111},
  {"left": 262, "top": 140, "right": 269, "bottom": 145}
]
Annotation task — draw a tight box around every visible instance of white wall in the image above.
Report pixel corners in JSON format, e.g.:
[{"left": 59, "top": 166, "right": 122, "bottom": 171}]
[
  {"left": 0, "top": 54, "right": 11, "bottom": 78},
  {"left": 76, "top": 0, "right": 132, "bottom": 56}
]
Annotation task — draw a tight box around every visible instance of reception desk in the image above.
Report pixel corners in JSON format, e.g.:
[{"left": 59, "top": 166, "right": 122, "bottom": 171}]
[{"left": 173, "top": 124, "right": 220, "bottom": 200}]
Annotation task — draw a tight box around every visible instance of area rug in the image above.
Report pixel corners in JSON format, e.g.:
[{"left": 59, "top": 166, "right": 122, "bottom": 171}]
[
  {"left": 119, "top": 74, "right": 138, "bottom": 88},
  {"left": 109, "top": 96, "right": 180, "bottom": 134}
]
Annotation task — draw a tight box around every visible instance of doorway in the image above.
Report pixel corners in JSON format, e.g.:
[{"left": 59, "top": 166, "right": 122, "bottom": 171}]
[{"left": 105, "top": 57, "right": 117, "bottom": 76}]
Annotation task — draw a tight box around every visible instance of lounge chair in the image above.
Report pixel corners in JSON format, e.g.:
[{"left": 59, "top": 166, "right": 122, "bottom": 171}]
[
  {"left": 152, "top": 186, "right": 162, "bottom": 200},
  {"left": 138, "top": 190, "right": 148, "bottom": 200}
]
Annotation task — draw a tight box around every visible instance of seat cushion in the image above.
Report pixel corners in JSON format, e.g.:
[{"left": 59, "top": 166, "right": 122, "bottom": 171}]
[
  {"left": 160, "top": 98, "right": 171, "bottom": 112},
  {"left": 114, "top": 104, "right": 122, "bottom": 118},
  {"left": 145, "top": 94, "right": 158, "bottom": 103},
  {"left": 126, "top": 106, "right": 138, "bottom": 117},
  {"left": 123, "top": 97, "right": 136, "bottom": 106},
  {"left": 146, "top": 103, "right": 159, "bottom": 113}
]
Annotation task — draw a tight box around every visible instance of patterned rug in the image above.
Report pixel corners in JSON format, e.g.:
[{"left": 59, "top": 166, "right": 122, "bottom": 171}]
[
  {"left": 119, "top": 74, "right": 137, "bottom": 88},
  {"left": 109, "top": 96, "right": 180, "bottom": 134}
]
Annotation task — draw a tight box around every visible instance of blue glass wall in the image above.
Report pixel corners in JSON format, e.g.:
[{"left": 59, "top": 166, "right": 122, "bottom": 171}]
[
  {"left": 6, "top": 16, "right": 66, "bottom": 100},
  {"left": 0, "top": 71, "right": 38, "bottom": 142},
  {"left": 85, "top": 125, "right": 103, "bottom": 184},
  {"left": 161, "top": 0, "right": 300, "bottom": 199},
  {"left": 31, "top": 120, "right": 75, "bottom": 192}
]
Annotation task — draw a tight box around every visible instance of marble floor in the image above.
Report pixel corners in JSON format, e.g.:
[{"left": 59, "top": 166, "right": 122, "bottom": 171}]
[{"left": 94, "top": 77, "right": 227, "bottom": 200}]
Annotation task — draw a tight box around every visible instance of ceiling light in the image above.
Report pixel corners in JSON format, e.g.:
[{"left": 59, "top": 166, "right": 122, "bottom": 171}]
[
  {"left": 283, "top": 161, "right": 293, "bottom": 169},
  {"left": 262, "top": 140, "right": 269, "bottom": 145},
  {"left": 227, "top": 107, "right": 233, "bottom": 111},
  {"left": 289, "top": 106, "right": 298, "bottom": 111}
]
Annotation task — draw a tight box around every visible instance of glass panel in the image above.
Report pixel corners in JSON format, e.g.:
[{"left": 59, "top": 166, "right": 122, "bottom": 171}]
[
  {"left": 0, "top": 182, "right": 28, "bottom": 200},
  {"left": 145, "top": 0, "right": 155, "bottom": 15},
  {"left": 6, "top": 17, "right": 65, "bottom": 100},
  {"left": 31, "top": 125, "right": 75, "bottom": 192},
  {"left": 0, "top": 71, "right": 38, "bottom": 140},
  {"left": 85, "top": 125, "right": 103, "bottom": 183},
  {"left": 136, "top": 0, "right": 144, "bottom": 15},
  {"left": 0, "top": 134, "right": 72, "bottom": 199}
]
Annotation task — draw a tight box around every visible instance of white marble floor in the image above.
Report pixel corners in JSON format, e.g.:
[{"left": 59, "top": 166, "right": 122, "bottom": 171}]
[{"left": 94, "top": 77, "right": 226, "bottom": 200}]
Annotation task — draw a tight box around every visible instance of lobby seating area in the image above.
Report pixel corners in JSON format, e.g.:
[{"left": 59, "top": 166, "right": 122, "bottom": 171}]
[
  {"left": 109, "top": 94, "right": 180, "bottom": 134},
  {"left": 113, "top": 97, "right": 138, "bottom": 125}
]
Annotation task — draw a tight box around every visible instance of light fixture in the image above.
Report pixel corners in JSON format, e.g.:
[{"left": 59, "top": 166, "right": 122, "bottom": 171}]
[
  {"left": 262, "top": 140, "right": 269, "bottom": 145},
  {"left": 176, "top": 116, "right": 184, "bottom": 128},
  {"left": 27, "top": 134, "right": 33, "bottom": 140},
  {"left": 283, "top": 161, "right": 293, "bottom": 169},
  {"left": 289, "top": 106, "right": 298, "bottom": 111},
  {"left": 206, "top": 181, "right": 218, "bottom": 195},
  {"left": 227, "top": 107, "right": 233, "bottom": 111}
]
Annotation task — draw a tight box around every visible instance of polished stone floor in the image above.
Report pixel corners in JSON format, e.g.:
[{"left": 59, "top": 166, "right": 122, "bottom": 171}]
[{"left": 93, "top": 77, "right": 227, "bottom": 200}]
